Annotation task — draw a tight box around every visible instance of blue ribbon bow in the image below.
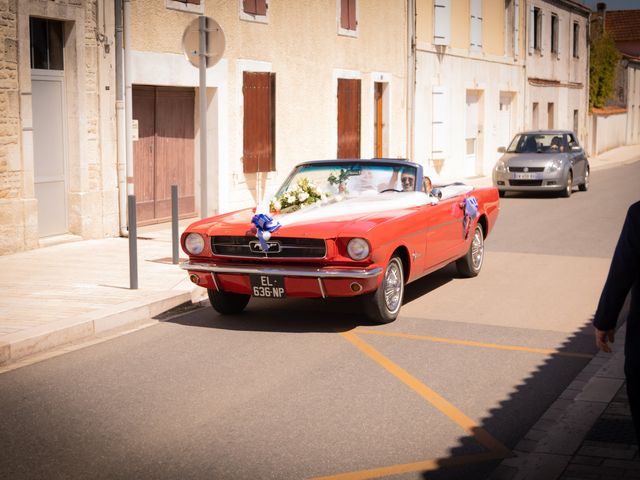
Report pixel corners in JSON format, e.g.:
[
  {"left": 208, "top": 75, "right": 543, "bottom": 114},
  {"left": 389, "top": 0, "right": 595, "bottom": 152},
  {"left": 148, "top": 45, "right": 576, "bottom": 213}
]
[
  {"left": 463, "top": 196, "right": 479, "bottom": 239},
  {"left": 251, "top": 213, "right": 282, "bottom": 252}
]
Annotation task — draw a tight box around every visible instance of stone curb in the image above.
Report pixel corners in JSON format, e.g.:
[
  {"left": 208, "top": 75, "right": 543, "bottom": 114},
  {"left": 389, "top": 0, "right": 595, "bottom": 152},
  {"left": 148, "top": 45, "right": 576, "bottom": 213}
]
[
  {"left": 0, "top": 287, "right": 206, "bottom": 367},
  {"left": 488, "top": 325, "right": 627, "bottom": 480}
]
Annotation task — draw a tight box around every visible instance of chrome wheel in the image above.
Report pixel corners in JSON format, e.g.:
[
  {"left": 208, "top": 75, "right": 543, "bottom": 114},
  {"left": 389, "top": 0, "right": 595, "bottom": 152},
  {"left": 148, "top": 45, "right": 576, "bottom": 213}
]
[
  {"left": 471, "top": 226, "right": 484, "bottom": 271},
  {"left": 562, "top": 172, "right": 573, "bottom": 198},
  {"left": 579, "top": 167, "right": 589, "bottom": 192},
  {"left": 382, "top": 258, "right": 403, "bottom": 315}
]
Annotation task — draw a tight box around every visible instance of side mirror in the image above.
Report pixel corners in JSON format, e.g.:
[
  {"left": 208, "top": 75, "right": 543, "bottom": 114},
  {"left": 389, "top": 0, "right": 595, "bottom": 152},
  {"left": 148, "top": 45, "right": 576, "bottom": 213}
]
[
  {"left": 571, "top": 145, "right": 582, "bottom": 152},
  {"left": 497, "top": 146, "right": 506, "bottom": 153}
]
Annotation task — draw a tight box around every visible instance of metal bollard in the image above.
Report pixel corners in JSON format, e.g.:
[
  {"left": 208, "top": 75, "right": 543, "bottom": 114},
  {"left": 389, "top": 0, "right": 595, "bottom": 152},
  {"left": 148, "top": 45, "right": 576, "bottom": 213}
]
[
  {"left": 171, "top": 185, "right": 179, "bottom": 264},
  {"left": 128, "top": 194, "right": 138, "bottom": 289}
]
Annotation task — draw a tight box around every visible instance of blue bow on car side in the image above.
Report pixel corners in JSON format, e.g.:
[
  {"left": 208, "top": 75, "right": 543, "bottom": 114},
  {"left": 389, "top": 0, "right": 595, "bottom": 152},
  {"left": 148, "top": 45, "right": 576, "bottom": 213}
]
[{"left": 463, "top": 196, "right": 478, "bottom": 239}]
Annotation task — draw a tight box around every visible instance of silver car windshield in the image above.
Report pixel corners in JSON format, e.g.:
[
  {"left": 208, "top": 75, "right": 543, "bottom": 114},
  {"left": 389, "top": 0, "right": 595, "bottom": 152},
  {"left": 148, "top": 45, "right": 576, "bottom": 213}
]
[{"left": 507, "top": 134, "right": 568, "bottom": 154}]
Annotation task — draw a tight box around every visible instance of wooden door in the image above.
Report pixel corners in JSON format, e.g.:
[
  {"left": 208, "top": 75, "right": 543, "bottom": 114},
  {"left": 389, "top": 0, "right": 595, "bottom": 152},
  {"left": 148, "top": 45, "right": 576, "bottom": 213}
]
[
  {"left": 374, "top": 82, "right": 384, "bottom": 158},
  {"left": 337, "top": 78, "right": 361, "bottom": 159},
  {"left": 133, "top": 86, "right": 195, "bottom": 225}
]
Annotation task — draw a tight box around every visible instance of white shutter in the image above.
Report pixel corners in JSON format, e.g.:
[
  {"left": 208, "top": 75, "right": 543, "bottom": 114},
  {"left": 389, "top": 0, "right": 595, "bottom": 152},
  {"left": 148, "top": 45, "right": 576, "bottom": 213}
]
[
  {"left": 514, "top": 0, "right": 520, "bottom": 59},
  {"left": 528, "top": 5, "right": 534, "bottom": 55},
  {"left": 557, "top": 17, "right": 561, "bottom": 59},
  {"left": 432, "top": 86, "right": 449, "bottom": 161},
  {"left": 470, "top": 0, "right": 483, "bottom": 49},
  {"left": 540, "top": 11, "right": 544, "bottom": 55},
  {"left": 434, "top": 0, "right": 451, "bottom": 46}
]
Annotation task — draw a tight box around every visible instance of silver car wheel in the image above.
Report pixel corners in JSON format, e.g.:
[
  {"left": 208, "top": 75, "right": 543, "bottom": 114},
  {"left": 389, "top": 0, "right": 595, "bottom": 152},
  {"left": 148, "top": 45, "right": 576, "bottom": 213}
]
[
  {"left": 471, "top": 226, "right": 484, "bottom": 271},
  {"left": 382, "top": 258, "right": 403, "bottom": 314}
]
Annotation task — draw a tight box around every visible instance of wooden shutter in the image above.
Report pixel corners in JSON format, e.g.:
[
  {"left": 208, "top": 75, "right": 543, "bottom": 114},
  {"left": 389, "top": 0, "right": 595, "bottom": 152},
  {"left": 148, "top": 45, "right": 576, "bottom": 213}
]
[
  {"left": 513, "top": 0, "right": 519, "bottom": 59},
  {"left": 243, "top": 72, "right": 275, "bottom": 173},
  {"left": 470, "top": 0, "right": 483, "bottom": 49},
  {"left": 337, "top": 78, "right": 361, "bottom": 159},
  {"left": 244, "top": 0, "right": 267, "bottom": 15},
  {"left": 340, "top": 0, "right": 356, "bottom": 31},
  {"left": 432, "top": 86, "right": 449, "bottom": 162},
  {"left": 433, "top": 0, "right": 451, "bottom": 45},
  {"left": 528, "top": 6, "right": 534, "bottom": 54}
]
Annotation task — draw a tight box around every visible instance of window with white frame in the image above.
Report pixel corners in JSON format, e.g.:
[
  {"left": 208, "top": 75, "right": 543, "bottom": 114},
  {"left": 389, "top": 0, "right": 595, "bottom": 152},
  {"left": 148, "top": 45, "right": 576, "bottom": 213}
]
[
  {"left": 338, "top": 0, "right": 357, "bottom": 36},
  {"left": 531, "top": 6, "right": 542, "bottom": 52},
  {"left": 551, "top": 14, "right": 559, "bottom": 54},
  {"left": 241, "top": 0, "right": 268, "bottom": 23},
  {"left": 434, "top": 0, "right": 451, "bottom": 46}
]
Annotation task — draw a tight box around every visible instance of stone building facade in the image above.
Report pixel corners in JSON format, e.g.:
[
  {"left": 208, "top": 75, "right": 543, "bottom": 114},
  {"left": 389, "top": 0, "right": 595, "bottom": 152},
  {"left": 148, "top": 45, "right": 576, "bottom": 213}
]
[{"left": 0, "top": 0, "right": 118, "bottom": 255}]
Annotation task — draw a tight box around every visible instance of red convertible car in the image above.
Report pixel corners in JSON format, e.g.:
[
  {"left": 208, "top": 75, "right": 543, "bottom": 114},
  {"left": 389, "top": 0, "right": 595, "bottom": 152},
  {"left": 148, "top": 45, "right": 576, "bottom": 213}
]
[{"left": 181, "top": 159, "right": 500, "bottom": 323}]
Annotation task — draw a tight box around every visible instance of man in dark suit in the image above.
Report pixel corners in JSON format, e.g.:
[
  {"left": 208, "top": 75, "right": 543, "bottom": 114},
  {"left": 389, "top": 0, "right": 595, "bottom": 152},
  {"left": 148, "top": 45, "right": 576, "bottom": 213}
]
[{"left": 594, "top": 201, "right": 640, "bottom": 443}]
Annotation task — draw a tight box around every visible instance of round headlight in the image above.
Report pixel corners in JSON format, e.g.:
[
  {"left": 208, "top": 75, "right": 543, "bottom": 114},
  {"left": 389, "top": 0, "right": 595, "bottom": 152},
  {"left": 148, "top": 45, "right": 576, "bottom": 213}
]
[
  {"left": 184, "top": 233, "right": 205, "bottom": 255},
  {"left": 347, "top": 238, "right": 370, "bottom": 260}
]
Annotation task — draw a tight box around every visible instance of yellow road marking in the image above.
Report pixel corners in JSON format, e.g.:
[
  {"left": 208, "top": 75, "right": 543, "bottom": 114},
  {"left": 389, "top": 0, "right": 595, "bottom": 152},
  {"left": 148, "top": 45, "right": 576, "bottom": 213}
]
[
  {"left": 340, "top": 331, "right": 511, "bottom": 457},
  {"left": 309, "top": 451, "right": 505, "bottom": 480},
  {"left": 356, "top": 328, "right": 593, "bottom": 359}
]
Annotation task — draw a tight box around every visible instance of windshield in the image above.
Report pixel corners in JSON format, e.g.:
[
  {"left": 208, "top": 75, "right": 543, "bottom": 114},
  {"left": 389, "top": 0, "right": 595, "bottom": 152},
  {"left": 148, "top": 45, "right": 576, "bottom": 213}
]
[
  {"left": 271, "top": 162, "right": 418, "bottom": 213},
  {"left": 507, "top": 133, "right": 569, "bottom": 154}
]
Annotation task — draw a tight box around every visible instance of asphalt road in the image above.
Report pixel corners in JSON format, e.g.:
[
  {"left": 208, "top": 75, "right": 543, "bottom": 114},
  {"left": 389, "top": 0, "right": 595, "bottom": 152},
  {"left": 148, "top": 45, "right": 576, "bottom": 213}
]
[{"left": 1, "top": 160, "right": 638, "bottom": 480}]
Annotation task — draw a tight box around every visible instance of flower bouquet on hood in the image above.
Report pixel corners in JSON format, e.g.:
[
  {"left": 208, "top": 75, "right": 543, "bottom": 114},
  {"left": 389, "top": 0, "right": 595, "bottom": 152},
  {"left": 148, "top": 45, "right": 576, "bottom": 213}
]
[{"left": 270, "top": 177, "right": 326, "bottom": 214}]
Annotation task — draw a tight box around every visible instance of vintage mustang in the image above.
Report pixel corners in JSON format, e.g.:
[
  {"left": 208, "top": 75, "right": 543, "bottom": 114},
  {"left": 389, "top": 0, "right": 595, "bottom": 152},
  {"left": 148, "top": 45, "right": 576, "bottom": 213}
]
[{"left": 180, "top": 159, "right": 500, "bottom": 323}]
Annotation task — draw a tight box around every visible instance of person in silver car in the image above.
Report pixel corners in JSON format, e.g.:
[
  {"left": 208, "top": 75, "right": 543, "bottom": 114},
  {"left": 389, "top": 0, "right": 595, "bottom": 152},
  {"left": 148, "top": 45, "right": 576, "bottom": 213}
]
[{"left": 492, "top": 130, "right": 590, "bottom": 198}]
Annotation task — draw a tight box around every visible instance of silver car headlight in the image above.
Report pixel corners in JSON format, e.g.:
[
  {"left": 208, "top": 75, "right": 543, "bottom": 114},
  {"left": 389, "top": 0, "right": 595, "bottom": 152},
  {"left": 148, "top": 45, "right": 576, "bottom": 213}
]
[
  {"left": 184, "top": 233, "right": 205, "bottom": 255},
  {"left": 347, "top": 238, "right": 370, "bottom": 260},
  {"left": 495, "top": 160, "right": 508, "bottom": 173},
  {"left": 545, "top": 159, "right": 562, "bottom": 172}
]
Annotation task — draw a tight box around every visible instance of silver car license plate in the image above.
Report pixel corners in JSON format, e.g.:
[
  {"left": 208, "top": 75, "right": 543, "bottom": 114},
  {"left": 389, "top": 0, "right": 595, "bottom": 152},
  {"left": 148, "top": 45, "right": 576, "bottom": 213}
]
[{"left": 513, "top": 172, "right": 539, "bottom": 180}]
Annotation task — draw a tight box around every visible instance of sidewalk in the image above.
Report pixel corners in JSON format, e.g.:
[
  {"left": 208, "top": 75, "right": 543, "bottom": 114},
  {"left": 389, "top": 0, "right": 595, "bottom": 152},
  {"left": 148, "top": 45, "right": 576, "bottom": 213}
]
[{"left": 0, "top": 145, "right": 638, "bottom": 478}]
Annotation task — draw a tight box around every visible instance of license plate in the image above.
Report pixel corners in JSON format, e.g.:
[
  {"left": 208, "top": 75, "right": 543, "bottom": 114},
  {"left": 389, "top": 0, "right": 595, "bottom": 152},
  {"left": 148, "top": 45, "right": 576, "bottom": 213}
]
[
  {"left": 250, "top": 274, "right": 286, "bottom": 298},
  {"left": 513, "top": 172, "right": 539, "bottom": 180}
]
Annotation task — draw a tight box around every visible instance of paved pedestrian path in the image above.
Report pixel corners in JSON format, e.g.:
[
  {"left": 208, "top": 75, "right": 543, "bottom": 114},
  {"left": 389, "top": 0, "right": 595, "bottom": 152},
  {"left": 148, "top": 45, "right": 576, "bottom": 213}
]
[{"left": 0, "top": 145, "right": 639, "bottom": 479}]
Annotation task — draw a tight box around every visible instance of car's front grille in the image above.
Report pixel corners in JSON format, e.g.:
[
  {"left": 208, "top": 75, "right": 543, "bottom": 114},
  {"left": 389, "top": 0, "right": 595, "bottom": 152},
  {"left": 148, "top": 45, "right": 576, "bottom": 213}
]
[
  {"left": 509, "top": 180, "right": 543, "bottom": 186},
  {"left": 508, "top": 166, "right": 545, "bottom": 172},
  {"left": 212, "top": 236, "right": 327, "bottom": 258}
]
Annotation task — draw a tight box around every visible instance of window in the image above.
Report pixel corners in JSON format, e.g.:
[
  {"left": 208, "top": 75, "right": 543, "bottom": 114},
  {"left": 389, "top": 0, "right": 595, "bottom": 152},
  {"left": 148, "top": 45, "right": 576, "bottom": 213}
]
[
  {"left": 547, "top": 102, "right": 554, "bottom": 129},
  {"left": 339, "top": 0, "right": 357, "bottom": 33},
  {"left": 573, "top": 109, "right": 579, "bottom": 134},
  {"left": 532, "top": 102, "right": 539, "bottom": 129},
  {"left": 243, "top": 0, "right": 267, "bottom": 16},
  {"left": 550, "top": 14, "right": 559, "bottom": 54},
  {"left": 470, "top": 0, "right": 483, "bottom": 50},
  {"left": 243, "top": 72, "right": 275, "bottom": 173},
  {"left": 434, "top": 0, "right": 451, "bottom": 45},
  {"left": 504, "top": 0, "right": 520, "bottom": 58},
  {"left": 30, "top": 17, "right": 64, "bottom": 70},
  {"left": 532, "top": 7, "right": 542, "bottom": 52},
  {"left": 166, "top": 0, "right": 203, "bottom": 13},
  {"left": 573, "top": 22, "right": 579, "bottom": 58}
]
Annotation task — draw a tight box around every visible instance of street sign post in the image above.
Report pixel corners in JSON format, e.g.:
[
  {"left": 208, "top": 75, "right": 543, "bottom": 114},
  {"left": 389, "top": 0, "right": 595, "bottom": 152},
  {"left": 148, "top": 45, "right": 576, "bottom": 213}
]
[{"left": 182, "top": 16, "right": 225, "bottom": 219}]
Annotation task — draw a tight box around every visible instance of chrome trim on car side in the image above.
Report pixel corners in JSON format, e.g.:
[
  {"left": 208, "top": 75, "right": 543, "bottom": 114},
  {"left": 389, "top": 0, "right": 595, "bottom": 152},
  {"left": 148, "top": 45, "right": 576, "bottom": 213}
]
[
  {"left": 181, "top": 261, "right": 383, "bottom": 279},
  {"left": 317, "top": 278, "right": 326, "bottom": 298},
  {"left": 211, "top": 273, "right": 220, "bottom": 292}
]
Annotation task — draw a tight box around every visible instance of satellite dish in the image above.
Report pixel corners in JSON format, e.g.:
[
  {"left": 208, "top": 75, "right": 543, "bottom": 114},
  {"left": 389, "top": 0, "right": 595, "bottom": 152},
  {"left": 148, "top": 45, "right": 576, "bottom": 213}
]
[{"left": 182, "top": 16, "right": 225, "bottom": 68}]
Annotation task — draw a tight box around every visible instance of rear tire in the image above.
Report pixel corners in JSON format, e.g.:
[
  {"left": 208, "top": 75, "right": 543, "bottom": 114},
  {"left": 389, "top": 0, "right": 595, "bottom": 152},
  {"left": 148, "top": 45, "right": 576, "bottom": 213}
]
[
  {"left": 364, "top": 255, "right": 404, "bottom": 324},
  {"left": 207, "top": 289, "right": 250, "bottom": 315},
  {"left": 456, "top": 223, "right": 484, "bottom": 278}
]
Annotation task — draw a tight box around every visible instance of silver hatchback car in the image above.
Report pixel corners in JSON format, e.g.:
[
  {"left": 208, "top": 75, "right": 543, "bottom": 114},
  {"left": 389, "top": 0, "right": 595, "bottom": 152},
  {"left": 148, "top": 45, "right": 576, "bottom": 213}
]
[{"left": 492, "top": 130, "right": 589, "bottom": 198}]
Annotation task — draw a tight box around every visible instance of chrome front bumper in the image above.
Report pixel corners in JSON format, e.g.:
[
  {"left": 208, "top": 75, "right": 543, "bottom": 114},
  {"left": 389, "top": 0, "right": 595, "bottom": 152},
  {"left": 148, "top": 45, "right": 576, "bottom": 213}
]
[{"left": 181, "top": 261, "right": 383, "bottom": 279}]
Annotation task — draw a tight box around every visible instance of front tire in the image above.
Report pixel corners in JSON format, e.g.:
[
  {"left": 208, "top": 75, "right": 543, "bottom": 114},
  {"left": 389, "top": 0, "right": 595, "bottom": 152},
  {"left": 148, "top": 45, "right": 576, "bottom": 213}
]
[
  {"left": 498, "top": 190, "right": 506, "bottom": 198},
  {"left": 456, "top": 223, "right": 484, "bottom": 278},
  {"left": 579, "top": 167, "right": 589, "bottom": 192},
  {"left": 207, "top": 289, "right": 250, "bottom": 315},
  {"left": 561, "top": 171, "right": 573, "bottom": 198},
  {"left": 364, "top": 255, "right": 404, "bottom": 324}
]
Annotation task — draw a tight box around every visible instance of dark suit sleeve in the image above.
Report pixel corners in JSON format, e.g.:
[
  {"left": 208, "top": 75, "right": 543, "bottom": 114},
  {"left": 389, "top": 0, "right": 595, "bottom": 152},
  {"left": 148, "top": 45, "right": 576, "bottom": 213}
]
[{"left": 593, "top": 202, "right": 640, "bottom": 331}]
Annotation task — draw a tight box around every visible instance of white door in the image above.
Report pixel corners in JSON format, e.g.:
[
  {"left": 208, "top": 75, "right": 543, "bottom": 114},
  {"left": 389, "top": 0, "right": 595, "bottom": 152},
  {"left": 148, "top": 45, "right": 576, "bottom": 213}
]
[
  {"left": 465, "top": 91, "right": 480, "bottom": 177},
  {"left": 32, "top": 70, "right": 67, "bottom": 237}
]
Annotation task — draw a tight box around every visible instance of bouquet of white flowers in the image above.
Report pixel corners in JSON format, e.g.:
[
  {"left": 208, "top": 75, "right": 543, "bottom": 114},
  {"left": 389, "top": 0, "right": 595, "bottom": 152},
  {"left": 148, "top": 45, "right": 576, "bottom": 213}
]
[{"left": 270, "top": 177, "right": 325, "bottom": 213}]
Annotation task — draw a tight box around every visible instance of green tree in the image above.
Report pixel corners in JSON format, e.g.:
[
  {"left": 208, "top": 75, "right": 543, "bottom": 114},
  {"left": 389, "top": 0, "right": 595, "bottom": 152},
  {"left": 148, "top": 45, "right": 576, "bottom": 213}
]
[{"left": 590, "top": 31, "right": 621, "bottom": 108}]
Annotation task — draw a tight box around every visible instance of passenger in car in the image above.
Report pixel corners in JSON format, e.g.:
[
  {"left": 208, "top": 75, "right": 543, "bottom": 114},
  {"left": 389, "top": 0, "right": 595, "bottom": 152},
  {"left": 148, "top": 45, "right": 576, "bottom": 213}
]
[{"left": 550, "top": 136, "right": 564, "bottom": 152}]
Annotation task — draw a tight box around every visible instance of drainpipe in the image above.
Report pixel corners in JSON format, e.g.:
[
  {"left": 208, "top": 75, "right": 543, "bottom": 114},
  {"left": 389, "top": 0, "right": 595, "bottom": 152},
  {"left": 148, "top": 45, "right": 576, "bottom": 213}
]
[
  {"left": 124, "top": 0, "right": 134, "bottom": 201},
  {"left": 407, "top": 0, "right": 416, "bottom": 161},
  {"left": 115, "top": 0, "right": 127, "bottom": 235}
]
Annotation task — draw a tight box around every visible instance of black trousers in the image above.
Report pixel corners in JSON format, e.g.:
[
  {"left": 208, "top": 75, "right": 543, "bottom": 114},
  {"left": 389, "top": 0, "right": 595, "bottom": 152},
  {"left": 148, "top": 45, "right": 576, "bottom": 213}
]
[{"left": 625, "top": 361, "right": 640, "bottom": 446}]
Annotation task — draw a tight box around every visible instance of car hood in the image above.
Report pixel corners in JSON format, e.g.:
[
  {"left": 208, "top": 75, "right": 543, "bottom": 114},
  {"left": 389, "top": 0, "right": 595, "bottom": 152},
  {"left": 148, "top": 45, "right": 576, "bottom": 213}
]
[
  {"left": 500, "top": 152, "right": 566, "bottom": 167},
  {"left": 188, "top": 193, "right": 432, "bottom": 239}
]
